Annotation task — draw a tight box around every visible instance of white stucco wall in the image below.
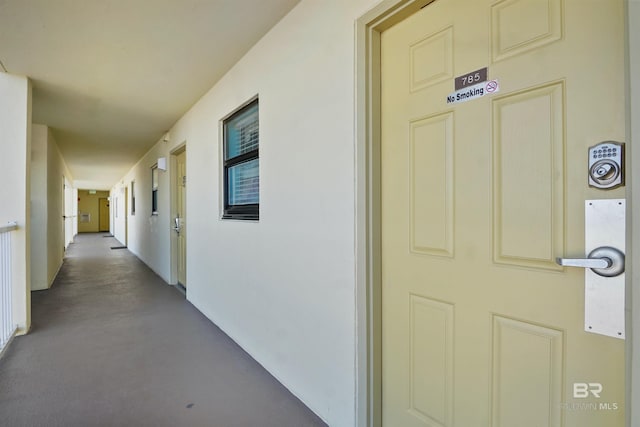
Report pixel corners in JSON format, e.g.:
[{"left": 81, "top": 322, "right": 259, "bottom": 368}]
[
  {"left": 51, "top": 134, "right": 74, "bottom": 276},
  {"left": 0, "top": 72, "right": 31, "bottom": 333},
  {"left": 30, "top": 124, "right": 48, "bottom": 291},
  {"left": 30, "top": 124, "right": 75, "bottom": 291},
  {"left": 112, "top": 1, "right": 380, "bottom": 425},
  {"left": 111, "top": 148, "right": 169, "bottom": 277}
]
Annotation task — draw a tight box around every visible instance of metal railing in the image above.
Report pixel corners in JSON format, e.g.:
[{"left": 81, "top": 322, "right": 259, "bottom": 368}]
[{"left": 0, "top": 221, "right": 18, "bottom": 355}]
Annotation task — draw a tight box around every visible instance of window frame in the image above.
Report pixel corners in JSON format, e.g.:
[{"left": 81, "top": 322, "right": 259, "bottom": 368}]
[
  {"left": 131, "top": 180, "right": 136, "bottom": 216},
  {"left": 222, "top": 98, "right": 259, "bottom": 220},
  {"left": 151, "top": 165, "right": 159, "bottom": 215}
]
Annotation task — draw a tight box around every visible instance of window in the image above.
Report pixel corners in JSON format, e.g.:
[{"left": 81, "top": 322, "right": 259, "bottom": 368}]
[
  {"left": 152, "top": 166, "right": 159, "bottom": 215},
  {"left": 223, "top": 99, "right": 259, "bottom": 220},
  {"left": 131, "top": 181, "right": 136, "bottom": 215}
]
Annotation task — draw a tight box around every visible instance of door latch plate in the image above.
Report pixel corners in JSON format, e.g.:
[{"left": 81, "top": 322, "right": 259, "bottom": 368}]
[{"left": 584, "top": 199, "right": 625, "bottom": 339}]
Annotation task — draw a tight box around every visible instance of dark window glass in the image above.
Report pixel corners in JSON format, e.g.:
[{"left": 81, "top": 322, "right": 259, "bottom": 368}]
[
  {"left": 223, "top": 100, "right": 258, "bottom": 220},
  {"left": 131, "top": 181, "right": 136, "bottom": 215},
  {"left": 152, "top": 167, "right": 158, "bottom": 214}
]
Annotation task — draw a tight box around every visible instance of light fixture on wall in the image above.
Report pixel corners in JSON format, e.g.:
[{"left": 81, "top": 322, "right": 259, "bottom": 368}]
[
  {"left": 162, "top": 132, "right": 170, "bottom": 143},
  {"left": 157, "top": 157, "right": 167, "bottom": 171}
]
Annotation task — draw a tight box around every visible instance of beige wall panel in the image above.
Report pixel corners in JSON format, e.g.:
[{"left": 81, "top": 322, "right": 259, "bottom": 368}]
[
  {"left": 491, "top": 315, "right": 563, "bottom": 427},
  {"left": 408, "top": 295, "right": 454, "bottom": 427},
  {"left": 410, "top": 26, "right": 453, "bottom": 92},
  {"left": 491, "top": 0, "right": 563, "bottom": 62},
  {"left": 410, "top": 112, "right": 454, "bottom": 257},
  {"left": 492, "top": 82, "right": 564, "bottom": 270}
]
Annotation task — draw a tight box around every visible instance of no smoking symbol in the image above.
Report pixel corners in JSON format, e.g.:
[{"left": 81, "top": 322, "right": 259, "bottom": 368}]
[{"left": 486, "top": 80, "right": 498, "bottom": 93}]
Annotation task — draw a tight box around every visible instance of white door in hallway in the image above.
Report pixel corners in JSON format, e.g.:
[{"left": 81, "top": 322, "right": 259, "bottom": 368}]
[
  {"left": 175, "top": 149, "right": 187, "bottom": 286},
  {"left": 381, "top": 1, "right": 626, "bottom": 426},
  {"left": 124, "top": 187, "right": 129, "bottom": 246},
  {"left": 64, "top": 177, "right": 74, "bottom": 247}
]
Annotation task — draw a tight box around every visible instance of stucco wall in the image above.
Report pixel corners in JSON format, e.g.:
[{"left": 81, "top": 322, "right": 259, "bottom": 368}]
[
  {"left": 0, "top": 72, "right": 31, "bottom": 333},
  {"left": 30, "top": 124, "right": 48, "bottom": 291},
  {"left": 47, "top": 129, "right": 74, "bottom": 285},
  {"left": 112, "top": 1, "right": 381, "bottom": 425},
  {"left": 31, "top": 124, "right": 75, "bottom": 291}
]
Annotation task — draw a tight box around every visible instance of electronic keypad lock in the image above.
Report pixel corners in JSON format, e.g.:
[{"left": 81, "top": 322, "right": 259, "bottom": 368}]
[{"left": 588, "top": 141, "right": 624, "bottom": 189}]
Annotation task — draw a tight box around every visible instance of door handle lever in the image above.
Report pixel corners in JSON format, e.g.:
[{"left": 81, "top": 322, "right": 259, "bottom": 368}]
[
  {"left": 556, "top": 246, "right": 625, "bottom": 277},
  {"left": 556, "top": 257, "right": 610, "bottom": 269}
]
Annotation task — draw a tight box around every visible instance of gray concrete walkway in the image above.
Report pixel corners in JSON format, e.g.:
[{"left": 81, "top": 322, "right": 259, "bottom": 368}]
[{"left": 0, "top": 233, "right": 326, "bottom": 427}]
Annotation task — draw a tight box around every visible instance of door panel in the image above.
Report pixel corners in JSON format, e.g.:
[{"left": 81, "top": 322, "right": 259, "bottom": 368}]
[
  {"left": 98, "top": 198, "right": 110, "bottom": 232},
  {"left": 176, "top": 150, "right": 187, "bottom": 286},
  {"left": 381, "top": 1, "right": 625, "bottom": 426},
  {"left": 492, "top": 82, "right": 564, "bottom": 270}
]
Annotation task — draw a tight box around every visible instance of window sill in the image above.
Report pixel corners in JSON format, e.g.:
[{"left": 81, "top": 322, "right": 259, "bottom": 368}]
[{"left": 221, "top": 215, "right": 259, "bottom": 221}]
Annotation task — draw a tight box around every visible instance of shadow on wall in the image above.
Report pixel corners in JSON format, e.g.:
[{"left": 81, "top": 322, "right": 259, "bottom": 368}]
[{"left": 77, "top": 190, "right": 110, "bottom": 233}]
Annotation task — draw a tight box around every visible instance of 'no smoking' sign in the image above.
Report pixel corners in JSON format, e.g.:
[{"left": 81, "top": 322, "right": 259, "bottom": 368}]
[{"left": 446, "top": 79, "right": 500, "bottom": 104}]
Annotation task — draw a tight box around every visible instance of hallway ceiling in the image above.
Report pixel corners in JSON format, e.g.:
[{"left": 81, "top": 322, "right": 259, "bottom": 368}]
[{"left": 0, "top": 0, "right": 300, "bottom": 190}]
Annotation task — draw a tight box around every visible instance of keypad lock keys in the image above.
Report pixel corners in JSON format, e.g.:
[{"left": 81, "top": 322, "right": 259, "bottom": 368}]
[{"left": 588, "top": 141, "right": 624, "bottom": 189}]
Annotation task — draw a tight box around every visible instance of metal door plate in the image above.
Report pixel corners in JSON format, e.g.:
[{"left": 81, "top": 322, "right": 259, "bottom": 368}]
[{"left": 584, "top": 199, "right": 625, "bottom": 339}]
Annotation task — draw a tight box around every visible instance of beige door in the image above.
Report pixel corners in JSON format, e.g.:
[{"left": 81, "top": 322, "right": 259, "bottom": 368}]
[
  {"left": 381, "top": 1, "right": 626, "bottom": 426},
  {"left": 175, "top": 149, "right": 187, "bottom": 286},
  {"left": 98, "top": 198, "right": 110, "bottom": 232}
]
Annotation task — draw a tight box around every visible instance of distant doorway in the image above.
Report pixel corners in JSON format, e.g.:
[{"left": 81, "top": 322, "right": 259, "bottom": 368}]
[{"left": 99, "top": 198, "right": 110, "bottom": 232}]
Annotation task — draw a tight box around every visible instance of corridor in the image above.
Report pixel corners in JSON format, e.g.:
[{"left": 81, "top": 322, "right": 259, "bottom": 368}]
[{"left": 0, "top": 233, "right": 326, "bottom": 427}]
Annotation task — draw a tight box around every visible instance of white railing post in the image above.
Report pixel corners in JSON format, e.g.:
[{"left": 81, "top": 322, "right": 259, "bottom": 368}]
[{"left": 0, "top": 221, "right": 18, "bottom": 354}]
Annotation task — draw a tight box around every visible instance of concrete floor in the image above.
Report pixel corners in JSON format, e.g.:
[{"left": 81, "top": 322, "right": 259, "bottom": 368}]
[{"left": 0, "top": 233, "right": 327, "bottom": 427}]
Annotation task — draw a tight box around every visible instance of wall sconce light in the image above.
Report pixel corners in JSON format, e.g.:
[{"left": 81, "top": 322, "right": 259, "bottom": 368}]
[{"left": 157, "top": 157, "right": 167, "bottom": 171}]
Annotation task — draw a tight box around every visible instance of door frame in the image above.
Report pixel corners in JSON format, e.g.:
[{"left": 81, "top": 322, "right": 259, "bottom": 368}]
[
  {"left": 626, "top": 1, "right": 640, "bottom": 425},
  {"left": 170, "top": 142, "right": 186, "bottom": 286},
  {"left": 124, "top": 187, "right": 128, "bottom": 246},
  {"left": 98, "top": 197, "right": 109, "bottom": 232},
  {"left": 354, "top": 1, "right": 638, "bottom": 426},
  {"left": 62, "top": 176, "right": 66, "bottom": 250}
]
